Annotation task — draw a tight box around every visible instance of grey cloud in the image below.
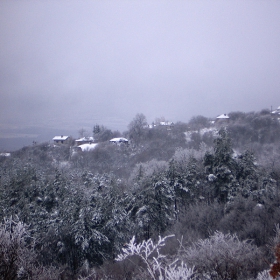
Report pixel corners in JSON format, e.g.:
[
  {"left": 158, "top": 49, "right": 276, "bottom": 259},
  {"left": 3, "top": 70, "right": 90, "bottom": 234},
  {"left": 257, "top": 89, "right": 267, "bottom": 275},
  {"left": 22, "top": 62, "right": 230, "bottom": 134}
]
[{"left": 0, "top": 0, "right": 280, "bottom": 140}]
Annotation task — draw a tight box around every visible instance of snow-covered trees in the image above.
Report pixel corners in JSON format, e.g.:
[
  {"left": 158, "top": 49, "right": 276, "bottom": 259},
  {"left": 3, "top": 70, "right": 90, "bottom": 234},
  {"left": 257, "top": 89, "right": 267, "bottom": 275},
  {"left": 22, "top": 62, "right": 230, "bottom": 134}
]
[
  {"left": 2, "top": 111, "right": 280, "bottom": 278},
  {"left": 127, "top": 113, "right": 148, "bottom": 145},
  {"left": 92, "top": 124, "right": 121, "bottom": 142},
  {"left": 133, "top": 177, "right": 175, "bottom": 240},
  {"left": 204, "top": 128, "right": 237, "bottom": 202}
]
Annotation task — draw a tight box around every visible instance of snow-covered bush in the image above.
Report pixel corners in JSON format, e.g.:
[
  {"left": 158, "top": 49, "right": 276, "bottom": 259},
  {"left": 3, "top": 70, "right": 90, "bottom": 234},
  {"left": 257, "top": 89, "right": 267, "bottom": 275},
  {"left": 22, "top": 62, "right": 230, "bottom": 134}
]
[
  {"left": 183, "top": 231, "right": 262, "bottom": 280},
  {"left": 116, "top": 235, "right": 196, "bottom": 280},
  {"left": 0, "top": 217, "right": 60, "bottom": 280},
  {"left": 256, "top": 270, "right": 275, "bottom": 280}
]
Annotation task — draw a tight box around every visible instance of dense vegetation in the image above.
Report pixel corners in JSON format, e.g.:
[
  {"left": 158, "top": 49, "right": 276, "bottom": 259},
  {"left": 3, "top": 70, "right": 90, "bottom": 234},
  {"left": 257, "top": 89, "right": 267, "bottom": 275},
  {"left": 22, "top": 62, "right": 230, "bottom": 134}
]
[{"left": 1, "top": 110, "right": 280, "bottom": 279}]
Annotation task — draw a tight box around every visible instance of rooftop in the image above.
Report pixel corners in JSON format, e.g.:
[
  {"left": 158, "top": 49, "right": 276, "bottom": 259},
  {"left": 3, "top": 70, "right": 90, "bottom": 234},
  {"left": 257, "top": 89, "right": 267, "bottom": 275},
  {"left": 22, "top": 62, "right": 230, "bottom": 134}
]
[
  {"left": 216, "top": 114, "right": 229, "bottom": 119},
  {"left": 53, "top": 136, "right": 69, "bottom": 141}
]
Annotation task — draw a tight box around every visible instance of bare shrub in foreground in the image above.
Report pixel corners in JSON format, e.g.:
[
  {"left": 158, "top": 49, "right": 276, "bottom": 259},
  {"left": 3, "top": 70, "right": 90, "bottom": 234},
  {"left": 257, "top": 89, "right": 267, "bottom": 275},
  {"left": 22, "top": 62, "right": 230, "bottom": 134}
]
[{"left": 116, "top": 235, "right": 196, "bottom": 280}]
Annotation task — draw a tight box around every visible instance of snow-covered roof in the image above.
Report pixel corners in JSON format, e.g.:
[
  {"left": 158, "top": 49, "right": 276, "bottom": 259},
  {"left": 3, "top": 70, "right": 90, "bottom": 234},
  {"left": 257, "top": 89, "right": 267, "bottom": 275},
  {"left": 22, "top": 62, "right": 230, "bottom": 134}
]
[
  {"left": 216, "top": 114, "right": 229, "bottom": 119},
  {"left": 75, "top": 136, "right": 94, "bottom": 142},
  {"left": 272, "top": 106, "right": 280, "bottom": 114},
  {"left": 160, "top": 121, "right": 173, "bottom": 126},
  {"left": 78, "top": 143, "right": 98, "bottom": 151},
  {"left": 53, "top": 136, "right": 69, "bottom": 141},
  {"left": 109, "top": 137, "right": 128, "bottom": 143},
  {"left": 0, "top": 153, "right": 11, "bottom": 157}
]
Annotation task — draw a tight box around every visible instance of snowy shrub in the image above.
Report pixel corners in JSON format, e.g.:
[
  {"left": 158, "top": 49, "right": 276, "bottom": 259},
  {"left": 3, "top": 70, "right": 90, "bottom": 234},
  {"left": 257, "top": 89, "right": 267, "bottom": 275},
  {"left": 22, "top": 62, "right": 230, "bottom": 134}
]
[
  {"left": 0, "top": 217, "right": 34, "bottom": 279},
  {"left": 0, "top": 217, "right": 61, "bottom": 280},
  {"left": 183, "top": 231, "right": 262, "bottom": 280},
  {"left": 116, "top": 235, "right": 197, "bottom": 280},
  {"left": 256, "top": 270, "right": 275, "bottom": 280}
]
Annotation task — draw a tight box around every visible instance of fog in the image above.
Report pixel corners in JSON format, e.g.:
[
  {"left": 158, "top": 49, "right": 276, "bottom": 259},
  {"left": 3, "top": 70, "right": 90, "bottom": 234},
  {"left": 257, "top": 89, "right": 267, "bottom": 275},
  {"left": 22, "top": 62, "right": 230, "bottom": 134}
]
[{"left": 1, "top": 1, "right": 280, "bottom": 150}]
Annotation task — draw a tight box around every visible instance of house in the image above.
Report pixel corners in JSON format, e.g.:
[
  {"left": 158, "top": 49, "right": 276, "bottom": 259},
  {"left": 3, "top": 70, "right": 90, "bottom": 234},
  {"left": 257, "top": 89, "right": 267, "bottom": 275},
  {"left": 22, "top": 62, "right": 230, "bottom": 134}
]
[
  {"left": 272, "top": 106, "right": 280, "bottom": 115},
  {"left": 78, "top": 143, "right": 98, "bottom": 152},
  {"left": 159, "top": 121, "right": 174, "bottom": 130},
  {"left": 147, "top": 124, "right": 155, "bottom": 128},
  {"left": 271, "top": 106, "right": 280, "bottom": 122},
  {"left": 159, "top": 121, "right": 174, "bottom": 126},
  {"left": 109, "top": 137, "right": 129, "bottom": 144},
  {"left": 75, "top": 136, "right": 94, "bottom": 146},
  {"left": 215, "top": 114, "right": 230, "bottom": 125},
  {"left": 0, "top": 153, "right": 11, "bottom": 157},
  {"left": 146, "top": 121, "right": 174, "bottom": 130},
  {"left": 216, "top": 114, "right": 229, "bottom": 120},
  {"left": 70, "top": 143, "right": 98, "bottom": 157},
  {"left": 53, "top": 135, "right": 69, "bottom": 144}
]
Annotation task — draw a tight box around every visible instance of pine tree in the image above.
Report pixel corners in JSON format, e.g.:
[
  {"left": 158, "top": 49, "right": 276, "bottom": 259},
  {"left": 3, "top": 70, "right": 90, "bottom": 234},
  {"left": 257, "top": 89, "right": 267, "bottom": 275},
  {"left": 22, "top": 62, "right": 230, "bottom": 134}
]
[{"left": 204, "top": 128, "right": 237, "bottom": 202}]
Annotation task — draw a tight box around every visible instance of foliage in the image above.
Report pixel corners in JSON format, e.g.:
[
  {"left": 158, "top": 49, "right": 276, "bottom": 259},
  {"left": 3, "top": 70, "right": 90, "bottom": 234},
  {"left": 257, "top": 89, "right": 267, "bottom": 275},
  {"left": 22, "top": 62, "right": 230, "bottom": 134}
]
[
  {"left": 127, "top": 113, "right": 148, "bottom": 145},
  {"left": 204, "top": 128, "right": 238, "bottom": 202},
  {"left": 188, "top": 115, "right": 210, "bottom": 130},
  {"left": 133, "top": 177, "right": 175, "bottom": 240},
  {"left": 92, "top": 124, "right": 121, "bottom": 142}
]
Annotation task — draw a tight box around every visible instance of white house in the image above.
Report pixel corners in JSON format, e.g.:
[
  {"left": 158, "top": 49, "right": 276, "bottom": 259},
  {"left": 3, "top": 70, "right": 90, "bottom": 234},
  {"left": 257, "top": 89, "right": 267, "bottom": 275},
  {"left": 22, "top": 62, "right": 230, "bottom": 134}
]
[
  {"left": 75, "top": 136, "right": 94, "bottom": 146},
  {"left": 53, "top": 135, "right": 69, "bottom": 144},
  {"left": 159, "top": 121, "right": 174, "bottom": 126},
  {"left": 159, "top": 121, "right": 174, "bottom": 130},
  {"left": 0, "top": 153, "right": 11, "bottom": 157},
  {"left": 272, "top": 106, "right": 280, "bottom": 115},
  {"left": 78, "top": 143, "right": 98, "bottom": 152},
  {"left": 109, "top": 137, "right": 129, "bottom": 144},
  {"left": 216, "top": 114, "right": 229, "bottom": 120}
]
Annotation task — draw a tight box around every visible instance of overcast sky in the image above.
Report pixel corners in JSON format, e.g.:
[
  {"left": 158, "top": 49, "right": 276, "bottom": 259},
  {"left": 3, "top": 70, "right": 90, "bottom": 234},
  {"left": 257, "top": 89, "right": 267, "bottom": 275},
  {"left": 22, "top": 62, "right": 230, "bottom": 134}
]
[{"left": 1, "top": 0, "right": 280, "bottom": 136}]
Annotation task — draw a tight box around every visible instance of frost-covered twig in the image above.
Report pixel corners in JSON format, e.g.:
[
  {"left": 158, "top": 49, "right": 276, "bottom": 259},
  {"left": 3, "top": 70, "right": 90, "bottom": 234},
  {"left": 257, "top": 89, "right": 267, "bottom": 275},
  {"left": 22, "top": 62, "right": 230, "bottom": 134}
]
[
  {"left": 116, "top": 235, "right": 197, "bottom": 280},
  {"left": 116, "top": 235, "right": 174, "bottom": 279},
  {"left": 164, "top": 261, "right": 196, "bottom": 280}
]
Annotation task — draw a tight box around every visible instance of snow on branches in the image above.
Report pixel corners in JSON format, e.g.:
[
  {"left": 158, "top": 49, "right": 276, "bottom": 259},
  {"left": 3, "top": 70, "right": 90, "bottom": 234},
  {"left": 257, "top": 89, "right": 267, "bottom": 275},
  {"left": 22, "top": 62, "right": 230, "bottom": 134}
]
[{"left": 116, "top": 235, "right": 196, "bottom": 280}]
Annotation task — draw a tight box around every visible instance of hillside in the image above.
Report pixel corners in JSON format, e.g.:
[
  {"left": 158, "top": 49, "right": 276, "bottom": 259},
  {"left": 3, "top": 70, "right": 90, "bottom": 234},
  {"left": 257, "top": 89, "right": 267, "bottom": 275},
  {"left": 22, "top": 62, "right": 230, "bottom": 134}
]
[{"left": 1, "top": 110, "right": 280, "bottom": 279}]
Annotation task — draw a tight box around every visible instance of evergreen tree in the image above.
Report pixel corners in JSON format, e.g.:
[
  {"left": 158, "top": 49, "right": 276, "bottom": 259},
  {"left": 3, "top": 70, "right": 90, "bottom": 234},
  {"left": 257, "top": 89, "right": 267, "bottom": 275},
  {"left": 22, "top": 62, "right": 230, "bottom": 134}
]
[
  {"left": 204, "top": 128, "right": 237, "bottom": 202},
  {"left": 134, "top": 175, "right": 175, "bottom": 240},
  {"left": 236, "top": 150, "right": 259, "bottom": 198}
]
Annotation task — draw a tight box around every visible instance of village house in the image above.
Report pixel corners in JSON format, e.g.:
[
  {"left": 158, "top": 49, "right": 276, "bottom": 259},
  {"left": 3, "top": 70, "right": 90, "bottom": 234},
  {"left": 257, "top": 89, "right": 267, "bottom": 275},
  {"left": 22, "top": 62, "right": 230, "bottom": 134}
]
[
  {"left": 75, "top": 136, "right": 94, "bottom": 146},
  {"left": 71, "top": 142, "right": 98, "bottom": 156},
  {"left": 147, "top": 121, "right": 174, "bottom": 130},
  {"left": 109, "top": 137, "right": 129, "bottom": 144},
  {"left": 159, "top": 121, "right": 174, "bottom": 130},
  {"left": 0, "top": 153, "right": 11, "bottom": 157},
  {"left": 53, "top": 135, "right": 69, "bottom": 144},
  {"left": 272, "top": 106, "right": 280, "bottom": 115},
  {"left": 271, "top": 106, "right": 280, "bottom": 122},
  {"left": 215, "top": 114, "right": 230, "bottom": 124},
  {"left": 216, "top": 113, "right": 229, "bottom": 120}
]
